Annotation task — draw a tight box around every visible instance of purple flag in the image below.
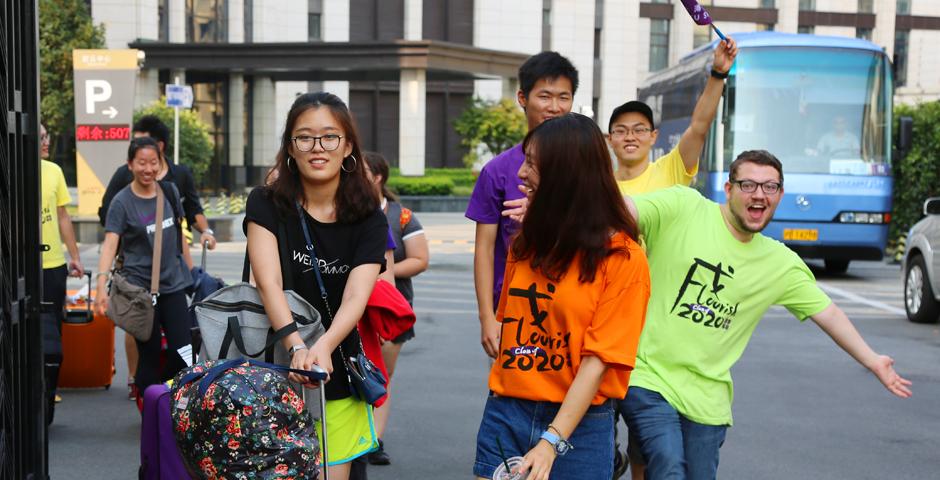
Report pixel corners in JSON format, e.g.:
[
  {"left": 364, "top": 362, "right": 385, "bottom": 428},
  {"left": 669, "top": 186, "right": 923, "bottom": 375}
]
[
  {"left": 681, "top": 0, "right": 713, "bottom": 25},
  {"left": 680, "top": 0, "right": 727, "bottom": 40}
]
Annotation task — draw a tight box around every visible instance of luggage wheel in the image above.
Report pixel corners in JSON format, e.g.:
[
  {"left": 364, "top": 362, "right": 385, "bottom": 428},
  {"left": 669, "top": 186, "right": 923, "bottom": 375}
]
[{"left": 105, "top": 384, "right": 111, "bottom": 390}]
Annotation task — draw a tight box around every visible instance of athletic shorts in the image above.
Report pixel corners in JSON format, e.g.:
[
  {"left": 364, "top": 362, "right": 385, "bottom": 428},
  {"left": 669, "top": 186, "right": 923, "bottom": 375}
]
[{"left": 316, "top": 396, "right": 379, "bottom": 466}]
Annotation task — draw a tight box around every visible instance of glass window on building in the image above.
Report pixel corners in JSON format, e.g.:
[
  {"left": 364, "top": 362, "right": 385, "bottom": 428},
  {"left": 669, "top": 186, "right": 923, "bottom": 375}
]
[
  {"left": 856, "top": 27, "right": 873, "bottom": 40},
  {"left": 897, "top": 0, "right": 911, "bottom": 15},
  {"left": 187, "top": 0, "right": 227, "bottom": 43},
  {"left": 649, "top": 19, "right": 670, "bottom": 72},
  {"left": 693, "top": 0, "right": 712, "bottom": 48},
  {"left": 894, "top": 29, "right": 909, "bottom": 86},
  {"left": 309, "top": 0, "right": 322, "bottom": 41},
  {"left": 857, "top": 0, "right": 874, "bottom": 13},
  {"left": 759, "top": 0, "right": 775, "bottom": 8},
  {"left": 798, "top": 25, "right": 815, "bottom": 34},
  {"left": 158, "top": 0, "right": 169, "bottom": 41},
  {"left": 756, "top": 23, "right": 775, "bottom": 32},
  {"left": 798, "top": 0, "right": 815, "bottom": 11}
]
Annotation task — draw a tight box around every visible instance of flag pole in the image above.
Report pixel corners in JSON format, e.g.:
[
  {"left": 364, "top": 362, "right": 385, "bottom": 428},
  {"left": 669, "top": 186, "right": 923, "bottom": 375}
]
[{"left": 711, "top": 24, "right": 727, "bottom": 41}]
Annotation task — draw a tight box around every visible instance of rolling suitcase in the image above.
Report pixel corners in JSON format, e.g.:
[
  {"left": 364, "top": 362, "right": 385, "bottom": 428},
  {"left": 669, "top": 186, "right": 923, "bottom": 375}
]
[
  {"left": 59, "top": 271, "right": 116, "bottom": 389},
  {"left": 139, "top": 383, "right": 193, "bottom": 480}
]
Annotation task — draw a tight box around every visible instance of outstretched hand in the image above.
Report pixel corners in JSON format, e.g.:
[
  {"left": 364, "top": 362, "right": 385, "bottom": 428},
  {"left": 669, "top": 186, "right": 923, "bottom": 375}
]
[
  {"left": 713, "top": 36, "right": 738, "bottom": 74},
  {"left": 869, "top": 354, "right": 912, "bottom": 398}
]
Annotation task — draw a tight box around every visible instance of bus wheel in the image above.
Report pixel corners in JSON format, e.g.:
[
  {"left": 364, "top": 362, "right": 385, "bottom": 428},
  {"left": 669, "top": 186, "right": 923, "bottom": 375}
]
[{"left": 824, "top": 259, "right": 850, "bottom": 273}]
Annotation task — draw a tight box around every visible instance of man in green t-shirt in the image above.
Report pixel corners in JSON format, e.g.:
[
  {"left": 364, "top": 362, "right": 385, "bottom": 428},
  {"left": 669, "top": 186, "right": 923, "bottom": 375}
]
[{"left": 620, "top": 150, "right": 912, "bottom": 479}]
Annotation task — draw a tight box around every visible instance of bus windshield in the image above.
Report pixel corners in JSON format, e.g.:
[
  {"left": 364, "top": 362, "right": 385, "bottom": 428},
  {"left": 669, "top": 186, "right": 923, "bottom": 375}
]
[{"left": 723, "top": 47, "right": 890, "bottom": 176}]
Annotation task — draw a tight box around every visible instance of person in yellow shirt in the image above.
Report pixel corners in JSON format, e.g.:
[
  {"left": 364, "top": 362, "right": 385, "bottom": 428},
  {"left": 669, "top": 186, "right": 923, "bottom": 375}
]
[
  {"left": 608, "top": 37, "right": 737, "bottom": 480},
  {"left": 610, "top": 37, "right": 738, "bottom": 197},
  {"left": 40, "top": 124, "right": 83, "bottom": 423}
]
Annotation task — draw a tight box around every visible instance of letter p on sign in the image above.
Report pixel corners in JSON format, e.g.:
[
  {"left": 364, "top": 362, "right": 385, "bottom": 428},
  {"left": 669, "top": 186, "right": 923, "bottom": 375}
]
[{"left": 85, "top": 79, "right": 112, "bottom": 114}]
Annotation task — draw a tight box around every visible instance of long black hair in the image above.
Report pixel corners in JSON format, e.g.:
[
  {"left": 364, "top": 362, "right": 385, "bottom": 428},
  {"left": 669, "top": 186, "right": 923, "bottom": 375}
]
[
  {"left": 512, "top": 113, "right": 638, "bottom": 283},
  {"left": 363, "top": 151, "right": 397, "bottom": 201},
  {"left": 265, "top": 92, "right": 379, "bottom": 223}
]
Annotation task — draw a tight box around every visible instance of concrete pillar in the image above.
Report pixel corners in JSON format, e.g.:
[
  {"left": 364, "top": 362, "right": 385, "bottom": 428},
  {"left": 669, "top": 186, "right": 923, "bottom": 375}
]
[
  {"left": 169, "top": 0, "right": 185, "bottom": 42},
  {"left": 776, "top": 0, "right": 800, "bottom": 33},
  {"left": 404, "top": 0, "right": 423, "bottom": 40},
  {"left": 502, "top": 77, "right": 519, "bottom": 100},
  {"left": 229, "top": 74, "right": 246, "bottom": 187},
  {"left": 873, "top": 0, "right": 897, "bottom": 57},
  {"left": 228, "top": 0, "right": 245, "bottom": 43},
  {"left": 252, "top": 77, "right": 278, "bottom": 167},
  {"left": 323, "top": 0, "right": 351, "bottom": 106},
  {"left": 399, "top": 68, "right": 427, "bottom": 176},
  {"left": 135, "top": 69, "right": 161, "bottom": 108}
]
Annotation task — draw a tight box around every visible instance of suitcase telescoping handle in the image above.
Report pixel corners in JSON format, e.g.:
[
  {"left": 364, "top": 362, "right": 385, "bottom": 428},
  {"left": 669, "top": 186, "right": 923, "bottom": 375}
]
[
  {"left": 83, "top": 270, "right": 93, "bottom": 320},
  {"left": 309, "top": 364, "right": 329, "bottom": 480},
  {"left": 201, "top": 240, "right": 209, "bottom": 270}
]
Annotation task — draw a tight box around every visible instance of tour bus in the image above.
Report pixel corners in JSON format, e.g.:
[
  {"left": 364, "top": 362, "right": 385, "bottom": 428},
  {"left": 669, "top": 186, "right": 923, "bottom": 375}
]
[{"left": 640, "top": 32, "right": 894, "bottom": 272}]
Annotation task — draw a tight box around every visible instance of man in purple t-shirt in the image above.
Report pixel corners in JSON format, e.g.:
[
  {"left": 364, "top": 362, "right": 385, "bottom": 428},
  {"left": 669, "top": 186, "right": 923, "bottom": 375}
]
[{"left": 465, "top": 51, "right": 579, "bottom": 359}]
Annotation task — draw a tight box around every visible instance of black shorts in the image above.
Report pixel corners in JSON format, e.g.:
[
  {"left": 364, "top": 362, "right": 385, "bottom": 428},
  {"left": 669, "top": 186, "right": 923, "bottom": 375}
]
[{"left": 390, "top": 326, "right": 415, "bottom": 344}]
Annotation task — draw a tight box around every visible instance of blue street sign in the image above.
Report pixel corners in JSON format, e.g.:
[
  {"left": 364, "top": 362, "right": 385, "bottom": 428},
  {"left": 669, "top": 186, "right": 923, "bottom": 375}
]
[{"left": 165, "top": 84, "right": 194, "bottom": 108}]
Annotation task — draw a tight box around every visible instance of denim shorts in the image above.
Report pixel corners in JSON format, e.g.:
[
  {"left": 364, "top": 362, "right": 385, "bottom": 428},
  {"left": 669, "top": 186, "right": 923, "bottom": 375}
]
[{"left": 474, "top": 394, "right": 615, "bottom": 479}]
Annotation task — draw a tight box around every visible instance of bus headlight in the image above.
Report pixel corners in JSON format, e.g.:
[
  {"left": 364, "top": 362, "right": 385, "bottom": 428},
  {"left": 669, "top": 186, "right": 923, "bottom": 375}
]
[{"left": 837, "top": 212, "right": 890, "bottom": 224}]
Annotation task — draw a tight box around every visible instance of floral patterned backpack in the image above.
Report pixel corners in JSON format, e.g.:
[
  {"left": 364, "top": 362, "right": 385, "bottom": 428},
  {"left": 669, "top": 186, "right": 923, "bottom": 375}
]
[{"left": 170, "top": 359, "right": 328, "bottom": 480}]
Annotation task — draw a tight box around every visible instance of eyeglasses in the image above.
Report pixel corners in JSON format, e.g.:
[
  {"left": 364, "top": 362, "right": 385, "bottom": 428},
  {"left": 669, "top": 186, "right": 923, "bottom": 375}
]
[
  {"left": 291, "top": 134, "right": 343, "bottom": 152},
  {"left": 731, "top": 179, "right": 782, "bottom": 195},
  {"left": 610, "top": 126, "right": 653, "bottom": 139}
]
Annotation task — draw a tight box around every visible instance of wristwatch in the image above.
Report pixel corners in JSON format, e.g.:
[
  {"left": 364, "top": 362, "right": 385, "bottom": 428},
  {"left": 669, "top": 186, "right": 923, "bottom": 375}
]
[
  {"left": 540, "top": 430, "right": 573, "bottom": 456},
  {"left": 288, "top": 344, "right": 307, "bottom": 358},
  {"left": 202, "top": 228, "right": 215, "bottom": 236},
  {"left": 710, "top": 68, "right": 729, "bottom": 80}
]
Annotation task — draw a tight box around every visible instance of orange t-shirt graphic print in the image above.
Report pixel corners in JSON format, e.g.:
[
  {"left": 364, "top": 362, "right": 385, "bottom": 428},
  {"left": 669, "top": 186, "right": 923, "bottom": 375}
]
[{"left": 488, "top": 232, "right": 650, "bottom": 405}]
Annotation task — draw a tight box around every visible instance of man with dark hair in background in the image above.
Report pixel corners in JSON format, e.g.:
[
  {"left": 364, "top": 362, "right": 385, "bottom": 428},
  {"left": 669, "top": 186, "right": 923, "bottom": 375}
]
[
  {"left": 98, "top": 114, "right": 213, "bottom": 401},
  {"left": 466, "top": 51, "right": 579, "bottom": 363}
]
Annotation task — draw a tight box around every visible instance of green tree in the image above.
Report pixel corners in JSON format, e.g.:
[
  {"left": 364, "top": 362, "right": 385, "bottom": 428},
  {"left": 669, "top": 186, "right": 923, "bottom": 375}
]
[
  {"left": 891, "top": 102, "right": 940, "bottom": 242},
  {"left": 39, "top": 0, "right": 106, "bottom": 154},
  {"left": 135, "top": 99, "right": 215, "bottom": 183},
  {"left": 454, "top": 97, "right": 527, "bottom": 168}
]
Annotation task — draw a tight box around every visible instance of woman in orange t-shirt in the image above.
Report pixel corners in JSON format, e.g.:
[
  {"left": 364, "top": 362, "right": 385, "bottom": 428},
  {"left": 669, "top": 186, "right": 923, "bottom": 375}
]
[{"left": 473, "top": 113, "right": 650, "bottom": 480}]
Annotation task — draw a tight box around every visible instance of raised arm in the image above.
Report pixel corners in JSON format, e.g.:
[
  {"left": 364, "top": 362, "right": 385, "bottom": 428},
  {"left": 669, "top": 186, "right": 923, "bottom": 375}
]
[
  {"left": 810, "top": 303, "right": 912, "bottom": 398},
  {"left": 678, "top": 37, "right": 738, "bottom": 173}
]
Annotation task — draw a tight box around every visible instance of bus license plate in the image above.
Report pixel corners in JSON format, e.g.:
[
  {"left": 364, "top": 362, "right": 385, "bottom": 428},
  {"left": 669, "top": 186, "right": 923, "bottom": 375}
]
[{"left": 783, "top": 228, "right": 818, "bottom": 241}]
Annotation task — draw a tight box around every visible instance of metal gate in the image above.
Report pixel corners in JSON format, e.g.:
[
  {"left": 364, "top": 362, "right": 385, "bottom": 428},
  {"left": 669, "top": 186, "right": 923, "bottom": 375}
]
[{"left": 1, "top": 0, "right": 46, "bottom": 478}]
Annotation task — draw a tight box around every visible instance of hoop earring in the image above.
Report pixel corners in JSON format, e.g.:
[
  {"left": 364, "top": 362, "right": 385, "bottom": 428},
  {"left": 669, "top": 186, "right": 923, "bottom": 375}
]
[
  {"left": 287, "top": 156, "right": 295, "bottom": 171},
  {"left": 341, "top": 154, "right": 358, "bottom": 173}
]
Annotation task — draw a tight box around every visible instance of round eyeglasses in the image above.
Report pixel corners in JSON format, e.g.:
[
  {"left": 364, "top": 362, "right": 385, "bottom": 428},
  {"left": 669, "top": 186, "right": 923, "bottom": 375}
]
[
  {"left": 291, "top": 134, "right": 343, "bottom": 152},
  {"left": 610, "top": 126, "right": 653, "bottom": 140}
]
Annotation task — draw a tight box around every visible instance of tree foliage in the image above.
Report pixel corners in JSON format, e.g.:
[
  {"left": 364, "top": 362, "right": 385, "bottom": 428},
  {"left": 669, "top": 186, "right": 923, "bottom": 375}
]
[
  {"left": 891, "top": 101, "right": 940, "bottom": 241},
  {"left": 135, "top": 99, "right": 215, "bottom": 184},
  {"left": 454, "top": 97, "right": 527, "bottom": 168},
  {"left": 39, "top": 0, "right": 106, "bottom": 149}
]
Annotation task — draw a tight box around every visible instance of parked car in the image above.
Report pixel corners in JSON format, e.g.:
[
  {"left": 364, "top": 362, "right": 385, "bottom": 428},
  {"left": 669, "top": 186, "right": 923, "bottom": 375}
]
[{"left": 903, "top": 197, "right": 940, "bottom": 323}]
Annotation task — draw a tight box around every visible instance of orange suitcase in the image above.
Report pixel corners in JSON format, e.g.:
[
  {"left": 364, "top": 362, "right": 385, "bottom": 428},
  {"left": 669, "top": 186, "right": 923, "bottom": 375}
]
[{"left": 59, "top": 271, "right": 116, "bottom": 389}]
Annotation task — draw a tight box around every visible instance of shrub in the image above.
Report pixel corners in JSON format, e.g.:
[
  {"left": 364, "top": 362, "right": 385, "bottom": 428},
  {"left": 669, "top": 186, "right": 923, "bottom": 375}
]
[
  {"left": 387, "top": 176, "right": 454, "bottom": 196},
  {"left": 390, "top": 168, "right": 477, "bottom": 188},
  {"left": 891, "top": 102, "right": 940, "bottom": 243}
]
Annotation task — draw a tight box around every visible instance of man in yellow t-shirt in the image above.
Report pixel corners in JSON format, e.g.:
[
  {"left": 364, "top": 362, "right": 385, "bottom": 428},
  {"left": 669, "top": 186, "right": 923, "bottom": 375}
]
[
  {"left": 610, "top": 37, "right": 738, "bottom": 196},
  {"left": 40, "top": 124, "right": 82, "bottom": 424}
]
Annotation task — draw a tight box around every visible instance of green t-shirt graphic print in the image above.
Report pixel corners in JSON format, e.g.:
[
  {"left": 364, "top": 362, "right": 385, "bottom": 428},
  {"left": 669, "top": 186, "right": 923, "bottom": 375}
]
[{"left": 630, "top": 186, "right": 832, "bottom": 426}]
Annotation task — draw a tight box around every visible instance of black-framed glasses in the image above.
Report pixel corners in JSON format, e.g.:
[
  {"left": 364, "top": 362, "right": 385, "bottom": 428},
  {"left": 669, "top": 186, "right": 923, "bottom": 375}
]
[
  {"left": 291, "top": 134, "right": 343, "bottom": 152},
  {"left": 610, "top": 126, "right": 653, "bottom": 139},
  {"left": 731, "top": 179, "right": 782, "bottom": 195}
]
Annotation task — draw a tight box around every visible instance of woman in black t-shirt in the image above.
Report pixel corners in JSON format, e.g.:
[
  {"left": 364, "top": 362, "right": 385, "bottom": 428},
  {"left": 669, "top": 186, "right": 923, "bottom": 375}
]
[{"left": 244, "top": 92, "right": 388, "bottom": 480}]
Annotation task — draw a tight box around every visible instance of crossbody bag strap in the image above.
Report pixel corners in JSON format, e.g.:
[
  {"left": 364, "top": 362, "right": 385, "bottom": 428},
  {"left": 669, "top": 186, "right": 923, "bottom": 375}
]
[
  {"left": 294, "top": 201, "right": 365, "bottom": 363},
  {"left": 151, "top": 185, "right": 165, "bottom": 306}
]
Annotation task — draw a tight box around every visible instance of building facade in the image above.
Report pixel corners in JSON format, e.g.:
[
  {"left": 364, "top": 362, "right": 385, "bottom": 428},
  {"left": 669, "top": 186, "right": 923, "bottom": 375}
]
[{"left": 87, "top": 0, "right": 940, "bottom": 191}]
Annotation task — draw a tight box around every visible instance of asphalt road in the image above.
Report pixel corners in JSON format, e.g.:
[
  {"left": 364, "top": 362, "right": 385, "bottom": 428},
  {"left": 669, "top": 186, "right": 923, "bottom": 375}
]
[{"left": 49, "top": 213, "right": 940, "bottom": 479}]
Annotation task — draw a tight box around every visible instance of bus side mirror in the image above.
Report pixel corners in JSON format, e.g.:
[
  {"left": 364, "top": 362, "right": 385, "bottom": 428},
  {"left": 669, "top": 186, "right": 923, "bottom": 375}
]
[{"left": 898, "top": 116, "right": 913, "bottom": 158}]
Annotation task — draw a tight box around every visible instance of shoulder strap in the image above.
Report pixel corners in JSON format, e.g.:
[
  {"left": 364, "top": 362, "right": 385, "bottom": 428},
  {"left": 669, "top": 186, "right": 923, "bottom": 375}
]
[
  {"left": 158, "top": 180, "right": 184, "bottom": 255},
  {"left": 151, "top": 186, "right": 164, "bottom": 304}
]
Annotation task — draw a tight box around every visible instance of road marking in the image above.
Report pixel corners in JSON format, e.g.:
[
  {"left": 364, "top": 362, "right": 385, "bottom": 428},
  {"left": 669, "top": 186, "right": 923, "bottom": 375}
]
[{"left": 816, "top": 281, "right": 906, "bottom": 317}]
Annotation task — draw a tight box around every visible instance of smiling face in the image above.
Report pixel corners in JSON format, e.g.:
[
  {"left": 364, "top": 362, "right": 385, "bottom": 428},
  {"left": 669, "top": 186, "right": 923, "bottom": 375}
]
[
  {"left": 128, "top": 146, "right": 161, "bottom": 187},
  {"left": 518, "top": 77, "right": 574, "bottom": 130},
  {"left": 608, "top": 111, "right": 658, "bottom": 167},
  {"left": 724, "top": 162, "right": 784, "bottom": 236},
  {"left": 288, "top": 107, "right": 353, "bottom": 185},
  {"left": 518, "top": 143, "right": 540, "bottom": 199}
]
